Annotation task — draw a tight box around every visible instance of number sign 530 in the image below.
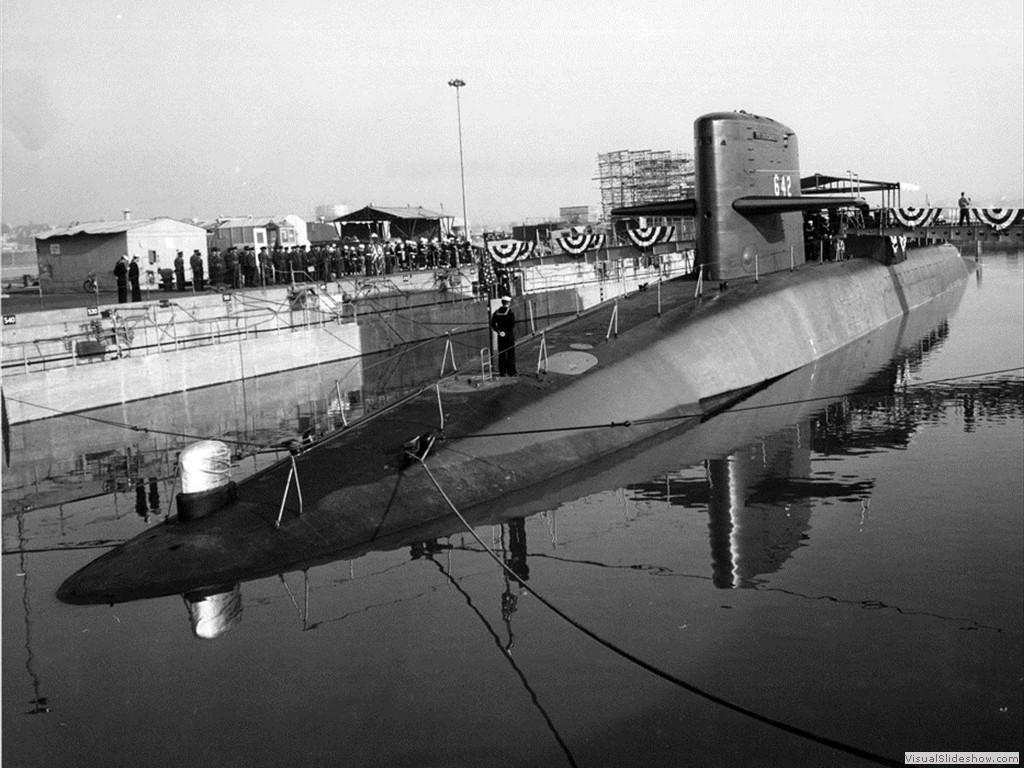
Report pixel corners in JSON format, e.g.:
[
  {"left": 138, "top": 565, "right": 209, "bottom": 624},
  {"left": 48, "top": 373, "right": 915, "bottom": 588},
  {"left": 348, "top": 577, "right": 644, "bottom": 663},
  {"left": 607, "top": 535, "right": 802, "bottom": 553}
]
[{"left": 773, "top": 174, "right": 793, "bottom": 196}]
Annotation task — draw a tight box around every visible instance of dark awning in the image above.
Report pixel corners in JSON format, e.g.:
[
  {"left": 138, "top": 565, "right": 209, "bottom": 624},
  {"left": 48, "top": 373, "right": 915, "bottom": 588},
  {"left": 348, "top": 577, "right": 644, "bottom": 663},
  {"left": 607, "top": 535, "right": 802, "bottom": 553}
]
[
  {"left": 801, "top": 174, "right": 900, "bottom": 195},
  {"left": 732, "top": 195, "right": 868, "bottom": 215}
]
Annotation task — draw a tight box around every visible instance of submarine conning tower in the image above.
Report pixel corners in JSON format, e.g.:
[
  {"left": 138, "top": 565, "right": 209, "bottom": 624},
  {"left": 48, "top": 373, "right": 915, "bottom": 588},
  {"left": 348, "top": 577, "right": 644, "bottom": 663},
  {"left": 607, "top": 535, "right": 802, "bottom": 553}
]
[{"left": 695, "top": 111, "right": 804, "bottom": 281}]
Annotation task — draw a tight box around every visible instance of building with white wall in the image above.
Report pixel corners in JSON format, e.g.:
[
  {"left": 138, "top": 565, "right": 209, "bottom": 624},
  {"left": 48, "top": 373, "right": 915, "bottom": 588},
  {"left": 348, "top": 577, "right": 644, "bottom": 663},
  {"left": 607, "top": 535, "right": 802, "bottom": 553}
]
[{"left": 35, "top": 217, "right": 208, "bottom": 293}]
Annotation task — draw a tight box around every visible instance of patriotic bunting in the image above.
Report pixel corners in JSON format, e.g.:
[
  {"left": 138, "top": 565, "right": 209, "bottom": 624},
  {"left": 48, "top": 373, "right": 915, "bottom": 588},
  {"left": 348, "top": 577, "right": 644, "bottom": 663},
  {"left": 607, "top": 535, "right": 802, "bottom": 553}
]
[
  {"left": 626, "top": 226, "right": 675, "bottom": 248},
  {"left": 891, "top": 207, "right": 942, "bottom": 228},
  {"left": 972, "top": 208, "right": 1024, "bottom": 231},
  {"left": 486, "top": 239, "right": 535, "bottom": 264},
  {"left": 557, "top": 232, "right": 607, "bottom": 255},
  {"left": 889, "top": 235, "right": 908, "bottom": 260},
  {"left": 889, "top": 207, "right": 1023, "bottom": 230}
]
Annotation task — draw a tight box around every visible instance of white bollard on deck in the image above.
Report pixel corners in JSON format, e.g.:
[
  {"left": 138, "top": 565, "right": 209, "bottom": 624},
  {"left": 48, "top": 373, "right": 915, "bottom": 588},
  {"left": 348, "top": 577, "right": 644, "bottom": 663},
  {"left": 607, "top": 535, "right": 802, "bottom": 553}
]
[{"left": 177, "top": 440, "right": 235, "bottom": 522}]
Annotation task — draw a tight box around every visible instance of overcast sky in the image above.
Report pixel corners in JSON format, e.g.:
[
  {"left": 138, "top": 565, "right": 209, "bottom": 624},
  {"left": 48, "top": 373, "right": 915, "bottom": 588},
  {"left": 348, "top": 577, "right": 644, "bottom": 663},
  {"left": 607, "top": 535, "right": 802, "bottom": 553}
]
[{"left": 2, "top": 0, "right": 1022, "bottom": 227}]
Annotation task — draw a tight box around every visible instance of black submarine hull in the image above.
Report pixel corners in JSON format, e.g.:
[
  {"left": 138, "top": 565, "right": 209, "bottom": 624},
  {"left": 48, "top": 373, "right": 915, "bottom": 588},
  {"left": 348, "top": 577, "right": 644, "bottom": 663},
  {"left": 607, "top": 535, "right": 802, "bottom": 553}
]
[{"left": 57, "top": 245, "right": 969, "bottom": 604}]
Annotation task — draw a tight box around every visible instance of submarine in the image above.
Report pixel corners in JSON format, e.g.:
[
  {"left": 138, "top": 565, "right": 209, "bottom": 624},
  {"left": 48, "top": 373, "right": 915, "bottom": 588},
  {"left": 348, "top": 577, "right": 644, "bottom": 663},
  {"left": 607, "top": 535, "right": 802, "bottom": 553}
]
[{"left": 57, "top": 110, "right": 970, "bottom": 607}]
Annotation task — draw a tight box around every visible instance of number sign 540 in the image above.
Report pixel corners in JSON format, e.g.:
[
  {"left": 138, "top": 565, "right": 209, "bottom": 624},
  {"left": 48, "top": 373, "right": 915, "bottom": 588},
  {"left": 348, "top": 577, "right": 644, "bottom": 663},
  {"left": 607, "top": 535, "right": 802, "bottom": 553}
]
[{"left": 773, "top": 174, "right": 793, "bottom": 196}]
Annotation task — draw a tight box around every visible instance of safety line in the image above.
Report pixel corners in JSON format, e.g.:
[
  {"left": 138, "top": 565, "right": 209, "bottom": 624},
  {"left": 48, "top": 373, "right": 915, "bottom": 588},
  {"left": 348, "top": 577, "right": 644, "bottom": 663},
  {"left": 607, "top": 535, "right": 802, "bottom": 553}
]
[
  {"left": 416, "top": 459, "right": 904, "bottom": 767},
  {"left": 5, "top": 366, "right": 1020, "bottom": 452},
  {"left": 0, "top": 396, "right": 273, "bottom": 449},
  {"left": 448, "top": 366, "right": 1024, "bottom": 439}
]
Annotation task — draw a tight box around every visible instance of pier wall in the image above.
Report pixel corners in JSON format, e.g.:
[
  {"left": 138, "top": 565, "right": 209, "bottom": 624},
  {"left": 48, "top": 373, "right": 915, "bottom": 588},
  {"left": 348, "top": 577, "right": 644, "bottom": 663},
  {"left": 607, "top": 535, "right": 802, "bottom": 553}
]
[{"left": 3, "top": 322, "right": 365, "bottom": 424}]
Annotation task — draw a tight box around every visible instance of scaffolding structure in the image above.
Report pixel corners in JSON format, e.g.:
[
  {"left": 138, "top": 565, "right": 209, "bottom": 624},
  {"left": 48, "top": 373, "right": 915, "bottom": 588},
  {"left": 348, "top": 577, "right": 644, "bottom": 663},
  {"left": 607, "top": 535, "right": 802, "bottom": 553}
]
[{"left": 595, "top": 149, "right": 695, "bottom": 223}]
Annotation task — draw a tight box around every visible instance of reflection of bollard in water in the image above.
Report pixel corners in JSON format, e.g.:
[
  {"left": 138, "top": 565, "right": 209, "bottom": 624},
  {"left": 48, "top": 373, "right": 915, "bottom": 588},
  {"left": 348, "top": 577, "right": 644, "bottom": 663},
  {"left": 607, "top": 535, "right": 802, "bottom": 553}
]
[
  {"left": 176, "top": 440, "right": 236, "bottom": 522},
  {"left": 135, "top": 483, "right": 150, "bottom": 522},
  {"left": 184, "top": 584, "right": 242, "bottom": 639}
]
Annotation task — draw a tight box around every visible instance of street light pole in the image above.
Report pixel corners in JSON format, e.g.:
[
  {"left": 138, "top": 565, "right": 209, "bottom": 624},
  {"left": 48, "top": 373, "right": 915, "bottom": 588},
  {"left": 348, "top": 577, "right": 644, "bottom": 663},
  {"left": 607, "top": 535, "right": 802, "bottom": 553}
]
[{"left": 447, "top": 78, "right": 468, "bottom": 239}]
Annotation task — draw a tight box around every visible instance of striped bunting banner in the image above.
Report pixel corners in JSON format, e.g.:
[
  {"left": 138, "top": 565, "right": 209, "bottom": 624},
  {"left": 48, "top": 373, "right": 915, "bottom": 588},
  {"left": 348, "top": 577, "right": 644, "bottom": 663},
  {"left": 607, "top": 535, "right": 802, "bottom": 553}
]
[
  {"left": 891, "top": 207, "right": 942, "bottom": 228},
  {"left": 626, "top": 226, "right": 675, "bottom": 248},
  {"left": 972, "top": 208, "right": 1024, "bottom": 231},
  {"left": 557, "top": 233, "right": 607, "bottom": 255},
  {"left": 889, "top": 235, "right": 908, "bottom": 259},
  {"left": 486, "top": 239, "right": 535, "bottom": 264}
]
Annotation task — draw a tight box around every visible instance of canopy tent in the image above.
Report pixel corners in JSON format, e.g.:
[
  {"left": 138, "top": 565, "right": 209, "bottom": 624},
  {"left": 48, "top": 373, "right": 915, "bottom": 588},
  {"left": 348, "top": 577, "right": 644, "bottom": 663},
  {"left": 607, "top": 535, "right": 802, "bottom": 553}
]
[
  {"left": 801, "top": 174, "right": 902, "bottom": 210},
  {"left": 334, "top": 206, "right": 455, "bottom": 242}
]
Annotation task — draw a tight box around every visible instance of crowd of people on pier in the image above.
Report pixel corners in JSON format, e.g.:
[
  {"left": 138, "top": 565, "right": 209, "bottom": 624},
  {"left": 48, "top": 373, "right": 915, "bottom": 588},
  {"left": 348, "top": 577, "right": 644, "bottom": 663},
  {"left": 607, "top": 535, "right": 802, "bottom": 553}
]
[{"left": 194, "top": 235, "right": 479, "bottom": 290}]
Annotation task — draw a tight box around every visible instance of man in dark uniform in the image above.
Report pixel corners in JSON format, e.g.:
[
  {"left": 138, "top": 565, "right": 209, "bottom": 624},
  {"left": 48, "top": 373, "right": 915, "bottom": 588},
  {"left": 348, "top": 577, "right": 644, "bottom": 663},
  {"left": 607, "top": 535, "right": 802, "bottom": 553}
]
[
  {"left": 128, "top": 256, "right": 142, "bottom": 301},
  {"left": 174, "top": 251, "right": 186, "bottom": 292},
  {"left": 190, "top": 250, "right": 205, "bottom": 292},
  {"left": 490, "top": 295, "right": 517, "bottom": 376},
  {"left": 224, "top": 248, "right": 238, "bottom": 289},
  {"left": 242, "top": 246, "right": 257, "bottom": 287},
  {"left": 257, "top": 246, "right": 270, "bottom": 285},
  {"left": 209, "top": 247, "right": 224, "bottom": 287},
  {"left": 113, "top": 254, "right": 129, "bottom": 303}
]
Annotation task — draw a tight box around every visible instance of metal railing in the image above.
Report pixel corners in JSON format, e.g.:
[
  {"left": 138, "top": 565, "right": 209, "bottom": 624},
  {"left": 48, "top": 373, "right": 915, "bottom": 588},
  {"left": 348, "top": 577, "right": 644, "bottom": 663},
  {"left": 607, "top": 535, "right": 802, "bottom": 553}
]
[{"left": 1, "top": 296, "right": 354, "bottom": 376}]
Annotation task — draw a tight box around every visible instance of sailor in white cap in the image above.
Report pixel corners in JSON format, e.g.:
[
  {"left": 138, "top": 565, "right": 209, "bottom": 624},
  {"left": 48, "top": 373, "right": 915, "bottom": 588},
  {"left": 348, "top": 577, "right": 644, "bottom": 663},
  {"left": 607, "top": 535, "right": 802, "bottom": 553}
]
[{"left": 490, "top": 294, "right": 517, "bottom": 376}]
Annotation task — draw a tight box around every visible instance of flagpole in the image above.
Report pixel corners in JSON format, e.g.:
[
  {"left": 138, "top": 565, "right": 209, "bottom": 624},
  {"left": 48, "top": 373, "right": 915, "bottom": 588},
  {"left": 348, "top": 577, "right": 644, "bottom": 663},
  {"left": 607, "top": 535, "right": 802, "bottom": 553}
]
[{"left": 448, "top": 78, "right": 469, "bottom": 240}]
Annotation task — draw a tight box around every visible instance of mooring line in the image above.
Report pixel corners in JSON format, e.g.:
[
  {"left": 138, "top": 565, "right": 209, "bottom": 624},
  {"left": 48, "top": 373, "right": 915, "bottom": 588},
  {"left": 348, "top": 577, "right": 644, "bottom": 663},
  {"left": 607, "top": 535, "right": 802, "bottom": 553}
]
[
  {"left": 416, "top": 459, "right": 904, "bottom": 767},
  {"left": 427, "top": 556, "right": 579, "bottom": 768}
]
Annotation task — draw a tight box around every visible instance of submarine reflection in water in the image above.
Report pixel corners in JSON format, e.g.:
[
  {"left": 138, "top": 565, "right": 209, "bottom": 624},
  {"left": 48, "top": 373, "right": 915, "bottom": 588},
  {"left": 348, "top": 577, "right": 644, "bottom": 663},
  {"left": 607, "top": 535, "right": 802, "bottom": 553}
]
[{"left": 706, "top": 426, "right": 815, "bottom": 590}]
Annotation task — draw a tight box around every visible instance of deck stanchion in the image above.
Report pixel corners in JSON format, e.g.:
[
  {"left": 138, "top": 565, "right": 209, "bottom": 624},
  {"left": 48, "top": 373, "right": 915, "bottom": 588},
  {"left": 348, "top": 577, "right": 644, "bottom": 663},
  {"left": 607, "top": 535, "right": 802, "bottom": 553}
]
[
  {"left": 480, "top": 348, "right": 493, "bottom": 382},
  {"left": 606, "top": 300, "right": 619, "bottom": 340},
  {"left": 755, "top": 253, "right": 759, "bottom": 284},
  {"left": 657, "top": 280, "right": 662, "bottom": 317},
  {"left": 790, "top": 245, "right": 795, "bottom": 271},
  {"left": 335, "top": 381, "right": 348, "bottom": 427},
  {"left": 536, "top": 331, "right": 549, "bottom": 374},
  {"left": 695, "top": 265, "right": 704, "bottom": 298},
  {"left": 274, "top": 453, "right": 304, "bottom": 529},
  {"left": 439, "top": 332, "right": 457, "bottom": 376},
  {"left": 436, "top": 384, "right": 445, "bottom": 431}
]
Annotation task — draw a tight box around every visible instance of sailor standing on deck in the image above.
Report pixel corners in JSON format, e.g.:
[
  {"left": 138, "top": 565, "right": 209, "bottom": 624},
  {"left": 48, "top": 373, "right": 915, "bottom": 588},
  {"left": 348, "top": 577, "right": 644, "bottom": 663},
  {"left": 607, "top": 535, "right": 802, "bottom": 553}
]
[{"left": 490, "top": 295, "right": 517, "bottom": 377}]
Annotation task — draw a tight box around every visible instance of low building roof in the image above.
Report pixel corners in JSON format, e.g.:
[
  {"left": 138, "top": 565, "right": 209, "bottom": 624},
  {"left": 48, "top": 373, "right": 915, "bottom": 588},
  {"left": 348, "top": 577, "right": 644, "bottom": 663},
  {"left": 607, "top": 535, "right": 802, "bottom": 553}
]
[
  {"left": 215, "top": 216, "right": 280, "bottom": 229},
  {"left": 36, "top": 217, "right": 204, "bottom": 240}
]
